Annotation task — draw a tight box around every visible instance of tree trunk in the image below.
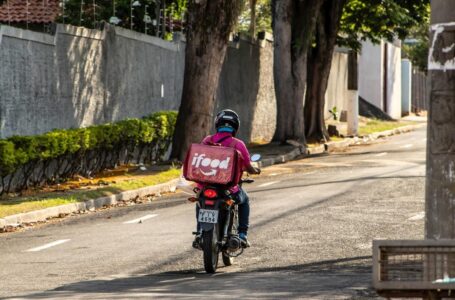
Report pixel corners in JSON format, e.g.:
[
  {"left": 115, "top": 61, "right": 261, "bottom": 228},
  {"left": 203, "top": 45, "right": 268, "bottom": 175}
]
[
  {"left": 425, "top": 0, "right": 455, "bottom": 239},
  {"left": 170, "top": 0, "right": 242, "bottom": 161},
  {"left": 272, "top": 0, "right": 322, "bottom": 143},
  {"left": 304, "top": 0, "right": 347, "bottom": 143},
  {"left": 249, "top": 0, "right": 257, "bottom": 37}
]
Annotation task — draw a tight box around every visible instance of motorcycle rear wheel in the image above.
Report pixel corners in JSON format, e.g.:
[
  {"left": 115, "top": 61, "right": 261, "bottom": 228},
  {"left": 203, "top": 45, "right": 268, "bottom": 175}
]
[{"left": 202, "top": 228, "right": 219, "bottom": 273}]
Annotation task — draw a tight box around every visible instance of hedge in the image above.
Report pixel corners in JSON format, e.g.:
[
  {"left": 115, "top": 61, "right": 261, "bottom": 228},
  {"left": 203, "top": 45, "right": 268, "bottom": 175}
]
[{"left": 0, "top": 111, "right": 177, "bottom": 195}]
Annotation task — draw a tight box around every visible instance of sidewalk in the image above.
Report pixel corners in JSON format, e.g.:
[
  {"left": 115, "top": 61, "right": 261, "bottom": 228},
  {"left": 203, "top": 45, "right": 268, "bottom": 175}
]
[{"left": 0, "top": 117, "right": 427, "bottom": 231}]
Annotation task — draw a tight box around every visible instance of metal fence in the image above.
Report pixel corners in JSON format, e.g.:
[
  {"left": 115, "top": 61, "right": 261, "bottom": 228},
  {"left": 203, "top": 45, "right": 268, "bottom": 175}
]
[
  {"left": 411, "top": 68, "right": 429, "bottom": 113},
  {"left": 373, "top": 240, "right": 455, "bottom": 298}
]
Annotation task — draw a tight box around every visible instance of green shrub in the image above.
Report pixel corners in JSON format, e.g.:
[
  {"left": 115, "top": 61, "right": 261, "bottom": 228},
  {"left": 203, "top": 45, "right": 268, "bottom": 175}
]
[
  {"left": 0, "top": 111, "right": 178, "bottom": 193},
  {"left": 0, "top": 141, "right": 16, "bottom": 177}
]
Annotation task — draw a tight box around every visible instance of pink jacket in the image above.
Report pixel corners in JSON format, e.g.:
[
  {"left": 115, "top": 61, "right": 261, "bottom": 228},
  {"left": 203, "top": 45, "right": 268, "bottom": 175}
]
[{"left": 198, "top": 132, "right": 254, "bottom": 193}]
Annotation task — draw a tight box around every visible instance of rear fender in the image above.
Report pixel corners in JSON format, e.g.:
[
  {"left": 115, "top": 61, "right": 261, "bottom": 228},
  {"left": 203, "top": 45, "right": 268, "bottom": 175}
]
[{"left": 200, "top": 222, "right": 215, "bottom": 231}]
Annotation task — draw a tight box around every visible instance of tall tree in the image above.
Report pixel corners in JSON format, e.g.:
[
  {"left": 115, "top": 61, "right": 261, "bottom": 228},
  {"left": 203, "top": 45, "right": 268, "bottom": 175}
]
[
  {"left": 271, "top": 0, "right": 322, "bottom": 144},
  {"left": 304, "top": 0, "right": 346, "bottom": 142},
  {"left": 170, "top": 0, "right": 243, "bottom": 160},
  {"left": 303, "top": 0, "right": 429, "bottom": 142},
  {"left": 249, "top": 0, "right": 258, "bottom": 37}
]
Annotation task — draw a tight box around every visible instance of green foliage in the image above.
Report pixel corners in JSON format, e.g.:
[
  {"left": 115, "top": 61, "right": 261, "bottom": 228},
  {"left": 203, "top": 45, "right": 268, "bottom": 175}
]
[
  {"left": 402, "top": 20, "right": 429, "bottom": 72},
  {"left": 57, "top": 0, "right": 185, "bottom": 36},
  {"left": 238, "top": 0, "right": 272, "bottom": 35},
  {"left": 0, "top": 141, "right": 16, "bottom": 176},
  {"left": 0, "top": 111, "right": 178, "bottom": 179},
  {"left": 339, "top": 0, "right": 430, "bottom": 52},
  {"left": 166, "top": 0, "right": 187, "bottom": 21},
  {"left": 328, "top": 107, "right": 339, "bottom": 121}
]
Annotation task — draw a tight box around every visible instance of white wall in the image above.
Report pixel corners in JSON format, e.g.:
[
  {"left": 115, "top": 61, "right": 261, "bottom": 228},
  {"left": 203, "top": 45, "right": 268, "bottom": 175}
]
[
  {"left": 325, "top": 50, "right": 350, "bottom": 118},
  {"left": 359, "top": 40, "right": 384, "bottom": 110},
  {"left": 401, "top": 59, "right": 412, "bottom": 116},
  {"left": 358, "top": 39, "right": 402, "bottom": 119},
  {"left": 386, "top": 41, "right": 402, "bottom": 119}
]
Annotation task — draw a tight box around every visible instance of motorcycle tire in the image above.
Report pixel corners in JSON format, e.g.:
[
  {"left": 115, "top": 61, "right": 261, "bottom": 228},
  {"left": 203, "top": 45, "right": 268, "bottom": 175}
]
[
  {"left": 202, "top": 228, "right": 219, "bottom": 273},
  {"left": 222, "top": 252, "right": 234, "bottom": 266}
]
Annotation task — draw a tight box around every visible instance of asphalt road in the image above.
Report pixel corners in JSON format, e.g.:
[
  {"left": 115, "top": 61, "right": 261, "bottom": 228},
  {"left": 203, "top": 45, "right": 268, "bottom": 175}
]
[{"left": 0, "top": 127, "right": 427, "bottom": 299}]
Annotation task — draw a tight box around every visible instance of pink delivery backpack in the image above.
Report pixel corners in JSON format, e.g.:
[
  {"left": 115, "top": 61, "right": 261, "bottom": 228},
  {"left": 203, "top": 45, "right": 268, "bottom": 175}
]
[{"left": 183, "top": 136, "right": 243, "bottom": 186}]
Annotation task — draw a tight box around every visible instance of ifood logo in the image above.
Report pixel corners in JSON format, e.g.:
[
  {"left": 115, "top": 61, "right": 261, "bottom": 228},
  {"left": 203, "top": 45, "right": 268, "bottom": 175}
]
[{"left": 191, "top": 153, "right": 230, "bottom": 176}]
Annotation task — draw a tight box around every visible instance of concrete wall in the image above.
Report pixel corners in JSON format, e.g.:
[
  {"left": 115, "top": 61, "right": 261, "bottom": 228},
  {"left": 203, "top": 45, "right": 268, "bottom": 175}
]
[
  {"left": 325, "top": 49, "right": 350, "bottom": 119},
  {"left": 0, "top": 24, "right": 276, "bottom": 143},
  {"left": 358, "top": 39, "right": 402, "bottom": 119},
  {"left": 386, "top": 41, "right": 402, "bottom": 119},
  {"left": 216, "top": 36, "right": 276, "bottom": 143},
  {"left": 0, "top": 23, "right": 360, "bottom": 144},
  {"left": 359, "top": 40, "right": 384, "bottom": 110},
  {"left": 401, "top": 59, "right": 412, "bottom": 116},
  {"left": 0, "top": 24, "right": 185, "bottom": 138},
  {"left": 0, "top": 26, "right": 58, "bottom": 135}
]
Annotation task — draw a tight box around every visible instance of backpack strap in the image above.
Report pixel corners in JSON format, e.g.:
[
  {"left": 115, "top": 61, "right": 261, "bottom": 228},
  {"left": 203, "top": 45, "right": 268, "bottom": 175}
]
[
  {"left": 205, "top": 135, "right": 231, "bottom": 146},
  {"left": 216, "top": 135, "right": 231, "bottom": 144}
]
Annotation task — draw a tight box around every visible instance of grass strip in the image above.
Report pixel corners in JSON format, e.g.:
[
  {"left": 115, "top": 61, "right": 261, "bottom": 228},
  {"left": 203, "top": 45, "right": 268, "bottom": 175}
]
[
  {"left": 0, "top": 169, "right": 180, "bottom": 218},
  {"left": 358, "top": 119, "right": 417, "bottom": 136}
]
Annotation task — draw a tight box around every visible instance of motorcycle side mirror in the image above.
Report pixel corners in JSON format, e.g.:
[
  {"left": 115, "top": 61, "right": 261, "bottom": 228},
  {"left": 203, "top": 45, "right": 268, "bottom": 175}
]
[{"left": 251, "top": 154, "right": 261, "bottom": 162}]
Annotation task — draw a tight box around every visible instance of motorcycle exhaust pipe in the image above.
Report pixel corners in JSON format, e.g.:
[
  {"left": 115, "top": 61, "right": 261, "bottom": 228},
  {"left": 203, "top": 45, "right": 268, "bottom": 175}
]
[{"left": 227, "top": 235, "right": 241, "bottom": 252}]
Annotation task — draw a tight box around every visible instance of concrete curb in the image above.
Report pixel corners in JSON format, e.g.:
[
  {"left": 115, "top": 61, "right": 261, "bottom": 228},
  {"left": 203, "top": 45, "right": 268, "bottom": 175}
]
[
  {"left": 0, "top": 179, "right": 179, "bottom": 229},
  {"left": 0, "top": 123, "right": 426, "bottom": 230},
  {"left": 258, "top": 123, "right": 427, "bottom": 168},
  {"left": 325, "top": 123, "right": 426, "bottom": 152},
  {"left": 258, "top": 148, "right": 303, "bottom": 168}
]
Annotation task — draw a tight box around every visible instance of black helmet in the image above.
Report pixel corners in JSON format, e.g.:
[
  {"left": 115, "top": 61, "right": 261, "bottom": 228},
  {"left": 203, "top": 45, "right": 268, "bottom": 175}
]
[{"left": 214, "top": 109, "right": 240, "bottom": 135}]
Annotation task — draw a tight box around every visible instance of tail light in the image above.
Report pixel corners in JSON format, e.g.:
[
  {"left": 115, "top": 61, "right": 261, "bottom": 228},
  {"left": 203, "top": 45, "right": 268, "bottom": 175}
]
[
  {"left": 203, "top": 189, "right": 217, "bottom": 198},
  {"left": 205, "top": 200, "right": 215, "bottom": 206}
]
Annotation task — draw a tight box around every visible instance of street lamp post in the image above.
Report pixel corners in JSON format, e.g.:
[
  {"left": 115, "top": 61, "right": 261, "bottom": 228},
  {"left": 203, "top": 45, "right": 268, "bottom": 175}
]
[
  {"left": 79, "top": 0, "right": 84, "bottom": 26},
  {"left": 155, "top": 0, "right": 160, "bottom": 37},
  {"left": 93, "top": 0, "right": 96, "bottom": 28},
  {"left": 145, "top": 4, "right": 148, "bottom": 34},
  {"left": 26, "top": 0, "right": 29, "bottom": 30},
  {"left": 7, "top": 0, "right": 10, "bottom": 26},
  {"left": 144, "top": 4, "right": 153, "bottom": 35},
  {"left": 131, "top": 0, "right": 141, "bottom": 29},
  {"left": 109, "top": 0, "right": 120, "bottom": 25}
]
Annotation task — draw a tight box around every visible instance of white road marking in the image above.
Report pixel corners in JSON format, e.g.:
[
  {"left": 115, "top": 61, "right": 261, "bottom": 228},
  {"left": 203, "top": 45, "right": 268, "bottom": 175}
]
[
  {"left": 374, "top": 152, "right": 388, "bottom": 157},
  {"left": 160, "top": 277, "right": 196, "bottom": 283},
  {"left": 400, "top": 144, "right": 414, "bottom": 149},
  {"left": 303, "top": 171, "right": 316, "bottom": 176},
  {"left": 258, "top": 181, "right": 280, "bottom": 188},
  {"left": 26, "top": 239, "right": 70, "bottom": 252},
  {"left": 408, "top": 212, "right": 425, "bottom": 221},
  {"left": 269, "top": 173, "right": 278, "bottom": 176},
  {"left": 123, "top": 214, "right": 158, "bottom": 224}
]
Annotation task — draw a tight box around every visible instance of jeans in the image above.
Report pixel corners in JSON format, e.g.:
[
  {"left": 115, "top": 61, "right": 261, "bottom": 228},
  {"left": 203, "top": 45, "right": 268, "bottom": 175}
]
[{"left": 196, "top": 187, "right": 250, "bottom": 234}]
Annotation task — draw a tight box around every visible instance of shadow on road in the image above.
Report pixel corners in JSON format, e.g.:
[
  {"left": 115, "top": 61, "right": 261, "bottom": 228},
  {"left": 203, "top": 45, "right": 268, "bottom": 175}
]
[
  {"left": 7, "top": 256, "right": 380, "bottom": 299},
  {"left": 249, "top": 173, "right": 424, "bottom": 195}
]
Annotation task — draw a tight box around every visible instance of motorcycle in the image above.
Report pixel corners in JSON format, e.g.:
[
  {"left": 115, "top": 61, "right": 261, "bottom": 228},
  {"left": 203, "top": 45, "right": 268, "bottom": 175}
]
[{"left": 191, "top": 154, "right": 261, "bottom": 273}]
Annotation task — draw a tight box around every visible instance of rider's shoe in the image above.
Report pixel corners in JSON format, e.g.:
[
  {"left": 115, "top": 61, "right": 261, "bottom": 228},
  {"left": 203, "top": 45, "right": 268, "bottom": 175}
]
[
  {"left": 239, "top": 232, "right": 250, "bottom": 248},
  {"left": 192, "top": 233, "right": 202, "bottom": 250}
]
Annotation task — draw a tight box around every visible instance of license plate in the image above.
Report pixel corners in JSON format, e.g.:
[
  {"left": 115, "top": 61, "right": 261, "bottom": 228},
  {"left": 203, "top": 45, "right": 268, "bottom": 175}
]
[{"left": 198, "top": 209, "right": 219, "bottom": 223}]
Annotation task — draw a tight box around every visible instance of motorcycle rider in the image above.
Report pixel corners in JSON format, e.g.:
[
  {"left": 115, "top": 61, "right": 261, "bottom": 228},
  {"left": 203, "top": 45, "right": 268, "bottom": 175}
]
[{"left": 193, "top": 109, "right": 260, "bottom": 248}]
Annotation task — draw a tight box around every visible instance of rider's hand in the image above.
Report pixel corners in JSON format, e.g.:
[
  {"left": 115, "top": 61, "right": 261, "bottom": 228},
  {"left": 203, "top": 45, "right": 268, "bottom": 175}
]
[{"left": 254, "top": 167, "right": 261, "bottom": 175}]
